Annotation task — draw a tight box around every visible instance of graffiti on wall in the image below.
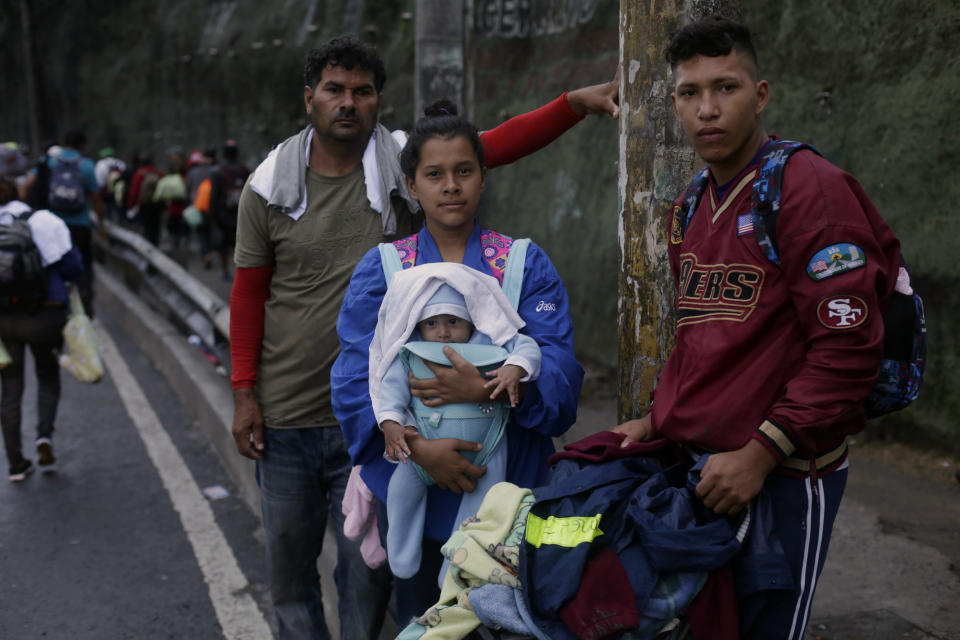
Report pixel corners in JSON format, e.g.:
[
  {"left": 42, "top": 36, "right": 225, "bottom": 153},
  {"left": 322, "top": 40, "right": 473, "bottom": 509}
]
[{"left": 477, "top": 0, "right": 599, "bottom": 37}]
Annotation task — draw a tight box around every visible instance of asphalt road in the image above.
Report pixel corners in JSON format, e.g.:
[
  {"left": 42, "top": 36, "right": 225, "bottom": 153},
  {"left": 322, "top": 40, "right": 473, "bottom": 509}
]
[{"left": 0, "top": 307, "right": 274, "bottom": 639}]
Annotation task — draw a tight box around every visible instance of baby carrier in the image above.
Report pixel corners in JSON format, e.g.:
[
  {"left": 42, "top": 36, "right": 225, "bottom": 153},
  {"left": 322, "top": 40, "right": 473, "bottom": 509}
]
[{"left": 379, "top": 232, "right": 530, "bottom": 485}]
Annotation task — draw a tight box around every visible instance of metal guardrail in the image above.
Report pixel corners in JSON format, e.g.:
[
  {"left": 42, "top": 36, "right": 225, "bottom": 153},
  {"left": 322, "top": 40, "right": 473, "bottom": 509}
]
[{"left": 97, "top": 220, "right": 231, "bottom": 372}]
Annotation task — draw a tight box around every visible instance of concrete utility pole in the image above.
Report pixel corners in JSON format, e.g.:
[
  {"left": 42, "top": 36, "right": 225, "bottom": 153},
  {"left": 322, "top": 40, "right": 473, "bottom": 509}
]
[
  {"left": 414, "top": 0, "right": 466, "bottom": 119},
  {"left": 617, "top": 0, "right": 741, "bottom": 422}
]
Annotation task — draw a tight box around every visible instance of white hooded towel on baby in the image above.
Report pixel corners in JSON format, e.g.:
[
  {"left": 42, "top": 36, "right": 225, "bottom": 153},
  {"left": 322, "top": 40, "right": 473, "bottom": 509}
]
[{"left": 368, "top": 262, "right": 526, "bottom": 422}]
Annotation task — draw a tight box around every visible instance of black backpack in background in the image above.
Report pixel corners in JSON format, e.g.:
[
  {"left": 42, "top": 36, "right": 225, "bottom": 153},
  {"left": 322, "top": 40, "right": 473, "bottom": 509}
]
[{"left": 0, "top": 210, "right": 47, "bottom": 307}]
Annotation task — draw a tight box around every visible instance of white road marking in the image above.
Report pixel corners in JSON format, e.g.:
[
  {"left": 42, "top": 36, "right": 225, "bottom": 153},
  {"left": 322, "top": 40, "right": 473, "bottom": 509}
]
[{"left": 96, "top": 323, "right": 273, "bottom": 639}]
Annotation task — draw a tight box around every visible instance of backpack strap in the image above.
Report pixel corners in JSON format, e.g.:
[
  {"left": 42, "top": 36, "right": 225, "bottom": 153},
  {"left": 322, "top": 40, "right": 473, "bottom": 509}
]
[
  {"left": 501, "top": 238, "right": 529, "bottom": 311},
  {"left": 750, "top": 140, "right": 821, "bottom": 266},
  {"left": 479, "top": 229, "right": 514, "bottom": 286},
  {"left": 378, "top": 243, "right": 403, "bottom": 286},
  {"left": 672, "top": 167, "right": 711, "bottom": 243},
  {"left": 672, "top": 140, "right": 822, "bottom": 267}
]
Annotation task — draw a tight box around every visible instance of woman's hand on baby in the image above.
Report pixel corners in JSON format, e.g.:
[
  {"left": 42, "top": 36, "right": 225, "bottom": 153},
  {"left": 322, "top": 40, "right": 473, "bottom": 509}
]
[
  {"left": 408, "top": 434, "right": 487, "bottom": 494},
  {"left": 484, "top": 364, "right": 526, "bottom": 407},
  {"left": 409, "top": 346, "right": 489, "bottom": 406},
  {"left": 382, "top": 420, "right": 413, "bottom": 462}
]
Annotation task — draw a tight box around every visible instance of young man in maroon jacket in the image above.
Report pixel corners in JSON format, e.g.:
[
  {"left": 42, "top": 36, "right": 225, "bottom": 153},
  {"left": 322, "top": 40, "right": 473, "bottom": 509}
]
[{"left": 614, "top": 15, "right": 901, "bottom": 639}]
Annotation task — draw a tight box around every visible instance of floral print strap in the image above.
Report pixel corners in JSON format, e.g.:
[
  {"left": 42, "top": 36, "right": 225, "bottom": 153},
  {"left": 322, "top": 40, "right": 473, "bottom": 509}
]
[
  {"left": 480, "top": 230, "right": 514, "bottom": 285},
  {"left": 393, "top": 230, "right": 514, "bottom": 284},
  {"left": 392, "top": 234, "right": 419, "bottom": 271}
]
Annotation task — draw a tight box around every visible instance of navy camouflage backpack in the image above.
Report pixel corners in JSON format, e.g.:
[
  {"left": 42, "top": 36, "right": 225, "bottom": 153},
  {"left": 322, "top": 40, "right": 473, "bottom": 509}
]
[
  {"left": 48, "top": 156, "right": 87, "bottom": 213},
  {"left": 674, "top": 139, "right": 926, "bottom": 418}
]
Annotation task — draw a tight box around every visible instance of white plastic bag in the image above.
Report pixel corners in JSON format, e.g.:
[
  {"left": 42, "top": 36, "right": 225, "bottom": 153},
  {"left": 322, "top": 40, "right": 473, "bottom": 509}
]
[
  {"left": 182, "top": 205, "right": 204, "bottom": 228},
  {"left": 59, "top": 286, "right": 104, "bottom": 383}
]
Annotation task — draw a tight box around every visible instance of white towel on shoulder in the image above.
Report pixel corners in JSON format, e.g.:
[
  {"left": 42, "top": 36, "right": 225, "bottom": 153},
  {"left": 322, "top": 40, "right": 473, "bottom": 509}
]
[{"left": 0, "top": 201, "right": 74, "bottom": 266}]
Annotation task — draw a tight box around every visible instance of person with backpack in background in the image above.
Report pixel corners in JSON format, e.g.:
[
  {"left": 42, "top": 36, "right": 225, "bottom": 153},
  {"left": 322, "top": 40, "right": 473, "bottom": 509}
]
[
  {"left": 158, "top": 147, "right": 190, "bottom": 261},
  {"left": 126, "top": 152, "right": 163, "bottom": 244},
  {"left": 20, "top": 141, "right": 58, "bottom": 212},
  {"left": 214, "top": 139, "right": 249, "bottom": 281},
  {"left": 185, "top": 148, "right": 222, "bottom": 271},
  {"left": 0, "top": 176, "right": 83, "bottom": 482},
  {"left": 1, "top": 142, "right": 30, "bottom": 192},
  {"left": 610, "top": 16, "right": 906, "bottom": 638},
  {"left": 94, "top": 147, "right": 126, "bottom": 223},
  {"left": 113, "top": 152, "right": 141, "bottom": 225},
  {"left": 18, "top": 130, "right": 105, "bottom": 318}
]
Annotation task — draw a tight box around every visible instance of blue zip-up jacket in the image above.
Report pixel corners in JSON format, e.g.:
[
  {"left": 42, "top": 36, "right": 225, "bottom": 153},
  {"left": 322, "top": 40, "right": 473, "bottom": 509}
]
[{"left": 332, "top": 224, "right": 584, "bottom": 541}]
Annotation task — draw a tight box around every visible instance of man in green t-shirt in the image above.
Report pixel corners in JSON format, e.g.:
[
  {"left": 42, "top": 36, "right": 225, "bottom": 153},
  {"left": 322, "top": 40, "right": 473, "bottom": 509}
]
[{"left": 231, "top": 37, "right": 402, "bottom": 640}]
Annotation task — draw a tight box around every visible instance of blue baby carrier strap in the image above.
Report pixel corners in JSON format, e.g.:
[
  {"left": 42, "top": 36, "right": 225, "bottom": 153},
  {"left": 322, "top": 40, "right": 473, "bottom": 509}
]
[
  {"left": 673, "top": 139, "right": 925, "bottom": 418},
  {"left": 378, "top": 238, "right": 529, "bottom": 485},
  {"left": 378, "top": 241, "right": 405, "bottom": 286}
]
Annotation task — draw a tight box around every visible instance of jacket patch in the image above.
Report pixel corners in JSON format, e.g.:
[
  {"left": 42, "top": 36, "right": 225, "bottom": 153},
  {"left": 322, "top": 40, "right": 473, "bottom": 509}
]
[
  {"left": 817, "top": 295, "right": 868, "bottom": 329},
  {"left": 806, "top": 244, "right": 866, "bottom": 281}
]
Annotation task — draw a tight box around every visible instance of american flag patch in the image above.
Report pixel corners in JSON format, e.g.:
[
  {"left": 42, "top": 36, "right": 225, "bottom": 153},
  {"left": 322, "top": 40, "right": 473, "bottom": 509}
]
[
  {"left": 812, "top": 260, "right": 828, "bottom": 272},
  {"left": 737, "top": 214, "right": 754, "bottom": 236}
]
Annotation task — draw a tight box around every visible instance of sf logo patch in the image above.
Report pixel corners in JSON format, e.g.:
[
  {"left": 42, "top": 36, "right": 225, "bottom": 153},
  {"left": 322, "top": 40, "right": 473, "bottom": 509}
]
[{"left": 817, "top": 295, "right": 868, "bottom": 329}]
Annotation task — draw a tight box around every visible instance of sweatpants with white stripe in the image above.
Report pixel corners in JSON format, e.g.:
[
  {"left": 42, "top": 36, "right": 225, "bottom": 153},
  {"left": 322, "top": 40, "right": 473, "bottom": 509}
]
[{"left": 740, "top": 462, "right": 848, "bottom": 640}]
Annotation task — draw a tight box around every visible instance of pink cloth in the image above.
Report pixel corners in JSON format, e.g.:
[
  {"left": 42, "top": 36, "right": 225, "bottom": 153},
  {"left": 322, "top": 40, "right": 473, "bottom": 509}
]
[{"left": 342, "top": 466, "right": 386, "bottom": 569}]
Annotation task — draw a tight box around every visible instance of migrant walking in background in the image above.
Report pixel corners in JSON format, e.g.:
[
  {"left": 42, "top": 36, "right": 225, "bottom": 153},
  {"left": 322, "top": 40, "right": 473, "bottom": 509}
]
[
  {"left": 0, "top": 176, "right": 83, "bottom": 482},
  {"left": 185, "top": 148, "right": 223, "bottom": 271},
  {"left": 151, "top": 147, "right": 191, "bottom": 256},
  {"left": 94, "top": 147, "right": 126, "bottom": 224},
  {"left": 213, "top": 139, "right": 249, "bottom": 282},
  {"left": 128, "top": 153, "right": 164, "bottom": 246},
  {"left": 612, "top": 16, "right": 906, "bottom": 638},
  {"left": 229, "top": 35, "right": 617, "bottom": 640},
  {"left": 1, "top": 142, "right": 31, "bottom": 195},
  {"left": 18, "top": 130, "right": 105, "bottom": 317}
]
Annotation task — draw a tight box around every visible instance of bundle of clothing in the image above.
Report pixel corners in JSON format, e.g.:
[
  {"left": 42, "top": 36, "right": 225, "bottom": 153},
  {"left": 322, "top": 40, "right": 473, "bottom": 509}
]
[{"left": 397, "top": 432, "right": 794, "bottom": 640}]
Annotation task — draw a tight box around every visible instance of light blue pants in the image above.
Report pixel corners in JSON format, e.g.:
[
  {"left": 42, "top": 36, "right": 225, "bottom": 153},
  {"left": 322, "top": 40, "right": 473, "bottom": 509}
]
[{"left": 386, "top": 436, "right": 507, "bottom": 583}]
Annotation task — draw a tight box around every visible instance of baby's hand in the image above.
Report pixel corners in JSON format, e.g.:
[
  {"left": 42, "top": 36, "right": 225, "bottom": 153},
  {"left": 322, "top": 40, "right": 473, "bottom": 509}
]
[
  {"left": 484, "top": 364, "right": 526, "bottom": 407},
  {"left": 382, "top": 420, "right": 412, "bottom": 462}
]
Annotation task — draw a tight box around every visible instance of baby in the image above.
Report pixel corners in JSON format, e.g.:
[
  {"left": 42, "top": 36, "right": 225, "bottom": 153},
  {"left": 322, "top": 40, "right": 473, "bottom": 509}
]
[{"left": 368, "top": 263, "right": 540, "bottom": 580}]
